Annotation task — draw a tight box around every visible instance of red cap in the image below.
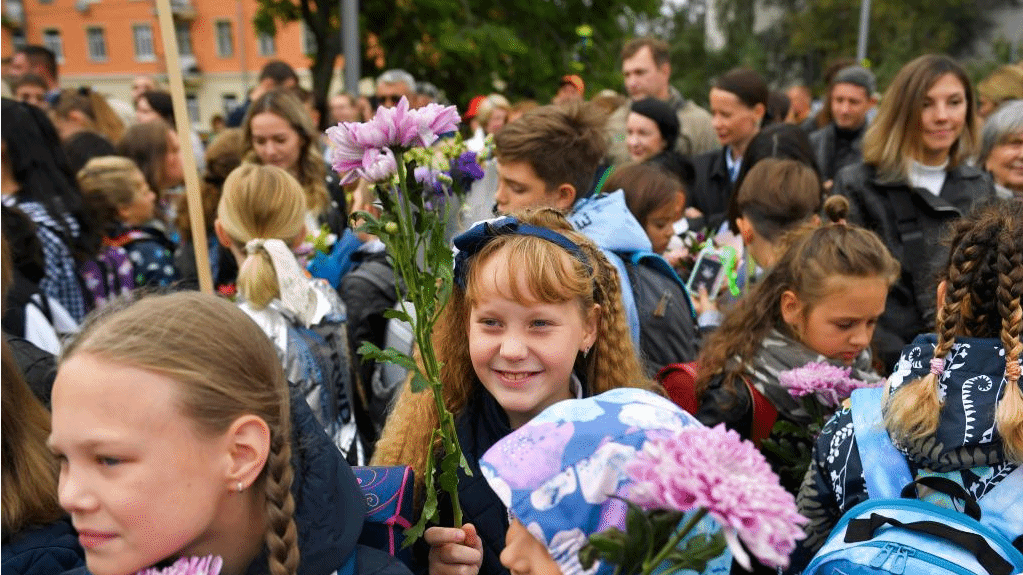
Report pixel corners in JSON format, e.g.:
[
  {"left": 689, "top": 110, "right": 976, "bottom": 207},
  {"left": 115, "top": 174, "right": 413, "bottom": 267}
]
[
  {"left": 463, "top": 95, "right": 487, "bottom": 121},
  {"left": 560, "top": 74, "right": 585, "bottom": 93}
]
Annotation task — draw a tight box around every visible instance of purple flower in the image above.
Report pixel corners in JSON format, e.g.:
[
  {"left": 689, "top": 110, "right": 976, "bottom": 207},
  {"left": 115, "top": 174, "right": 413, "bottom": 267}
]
[
  {"left": 779, "top": 361, "right": 874, "bottom": 408},
  {"left": 133, "top": 556, "right": 223, "bottom": 575},
  {"left": 326, "top": 97, "right": 461, "bottom": 184},
  {"left": 627, "top": 424, "right": 806, "bottom": 569}
]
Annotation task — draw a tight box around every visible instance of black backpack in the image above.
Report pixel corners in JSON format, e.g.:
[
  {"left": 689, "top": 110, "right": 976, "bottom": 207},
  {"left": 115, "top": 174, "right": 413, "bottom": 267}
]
[{"left": 620, "top": 250, "right": 700, "bottom": 377}]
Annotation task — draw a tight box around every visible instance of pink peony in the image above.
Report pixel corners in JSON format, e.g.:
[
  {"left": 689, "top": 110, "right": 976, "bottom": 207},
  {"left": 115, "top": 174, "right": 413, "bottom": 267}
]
[
  {"left": 326, "top": 97, "right": 460, "bottom": 184},
  {"left": 779, "top": 361, "right": 874, "bottom": 408},
  {"left": 627, "top": 424, "right": 806, "bottom": 569},
  {"left": 133, "top": 556, "right": 223, "bottom": 575}
]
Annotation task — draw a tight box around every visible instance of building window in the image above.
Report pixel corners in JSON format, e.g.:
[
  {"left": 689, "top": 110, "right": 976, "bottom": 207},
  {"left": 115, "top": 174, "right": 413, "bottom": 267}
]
[
  {"left": 215, "top": 21, "right": 234, "bottom": 58},
  {"left": 42, "top": 29, "right": 63, "bottom": 63},
  {"left": 12, "top": 30, "right": 26, "bottom": 50},
  {"left": 175, "top": 21, "right": 192, "bottom": 56},
  {"left": 257, "top": 31, "right": 275, "bottom": 57},
  {"left": 86, "top": 26, "right": 107, "bottom": 61},
  {"left": 222, "top": 93, "right": 238, "bottom": 115},
  {"left": 132, "top": 24, "right": 155, "bottom": 61},
  {"left": 186, "top": 94, "right": 200, "bottom": 125},
  {"left": 302, "top": 23, "right": 316, "bottom": 55}
]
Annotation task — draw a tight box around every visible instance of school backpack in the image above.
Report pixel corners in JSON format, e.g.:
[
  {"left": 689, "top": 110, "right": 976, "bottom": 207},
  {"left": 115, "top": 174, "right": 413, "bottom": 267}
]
[
  {"left": 655, "top": 362, "right": 778, "bottom": 446},
  {"left": 621, "top": 250, "right": 701, "bottom": 376},
  {"left": 78, "top": 245, "right": 135, "bottom": 312},
  {"left": 803, "top": 386, "right": 1023, "bottom": 575}
]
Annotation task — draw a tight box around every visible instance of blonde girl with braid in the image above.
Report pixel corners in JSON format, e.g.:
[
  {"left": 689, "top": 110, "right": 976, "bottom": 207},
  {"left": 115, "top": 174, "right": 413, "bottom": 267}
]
[
  {"left": 372, "top": 208, "right": 654, "bottom": 575},
  {"left": 48, "top": 292, "right": 410, "bottom": 575},
  {"left": 790, "top": 198, "right": 1023, "bottom": 570}
]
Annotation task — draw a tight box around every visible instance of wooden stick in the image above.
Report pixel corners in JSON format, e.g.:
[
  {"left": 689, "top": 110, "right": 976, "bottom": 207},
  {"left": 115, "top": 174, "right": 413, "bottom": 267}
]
[{"left": 154, "top": 0, "right": 213, "bottom": 293}]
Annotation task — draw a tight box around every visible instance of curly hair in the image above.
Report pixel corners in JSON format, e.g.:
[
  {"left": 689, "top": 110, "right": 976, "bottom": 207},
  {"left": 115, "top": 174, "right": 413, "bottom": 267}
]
[{"left": 371, "top": 208, "right": 653, "bottom": 498}]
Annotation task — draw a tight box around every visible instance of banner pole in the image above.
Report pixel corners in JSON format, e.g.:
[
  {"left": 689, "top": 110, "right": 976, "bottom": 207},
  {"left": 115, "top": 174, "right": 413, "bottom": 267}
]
[{"left": 154, "top": 0, "right": 213, "bottom": 293}]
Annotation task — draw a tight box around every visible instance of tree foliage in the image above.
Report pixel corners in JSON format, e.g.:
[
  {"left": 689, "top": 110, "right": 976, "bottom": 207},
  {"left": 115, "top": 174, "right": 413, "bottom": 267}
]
[{"left": 254, "top": 0, "right": 662, "bottom": 113}]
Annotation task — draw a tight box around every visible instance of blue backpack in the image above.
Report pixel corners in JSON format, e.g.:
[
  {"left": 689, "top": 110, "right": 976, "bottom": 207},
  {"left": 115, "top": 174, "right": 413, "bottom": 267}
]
[{"left": 804, "top": 387, "right": 1023, "bottom": 575}]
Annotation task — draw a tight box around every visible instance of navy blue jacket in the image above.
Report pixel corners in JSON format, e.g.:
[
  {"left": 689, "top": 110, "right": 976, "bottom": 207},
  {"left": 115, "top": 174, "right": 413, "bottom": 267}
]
[{"left": 2, "top": 518, "right": 85, "bottom": 575}]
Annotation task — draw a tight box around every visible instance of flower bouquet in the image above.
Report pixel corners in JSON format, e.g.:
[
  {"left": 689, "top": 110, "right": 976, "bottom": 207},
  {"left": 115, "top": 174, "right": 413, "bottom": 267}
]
[
  {"left": 761, "top": 361, "right": 877, "bottom": 489},
  {"left": 326, "top": 97, "right": 480, "bottom": 542},
  {"left": 134, "top": 556, "right": 222, "bottom": 575},
  {"left": 580, "top": 424, "right": 806, "bottom": 574}
]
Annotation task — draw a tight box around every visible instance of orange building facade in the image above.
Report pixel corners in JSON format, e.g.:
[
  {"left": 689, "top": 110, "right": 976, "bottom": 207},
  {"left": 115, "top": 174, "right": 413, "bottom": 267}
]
[{"left": 2, "top": 0, "right": 344, "bottom": 131}]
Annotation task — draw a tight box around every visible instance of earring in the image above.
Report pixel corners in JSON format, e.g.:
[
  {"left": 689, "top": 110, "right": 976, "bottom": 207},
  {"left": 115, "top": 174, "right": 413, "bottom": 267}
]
[
  {"left": 582, "top": 346, "right": 591, "bottom": 358},
  {"left": 237, "top": 481, "right": 244, "bottom": 493}
]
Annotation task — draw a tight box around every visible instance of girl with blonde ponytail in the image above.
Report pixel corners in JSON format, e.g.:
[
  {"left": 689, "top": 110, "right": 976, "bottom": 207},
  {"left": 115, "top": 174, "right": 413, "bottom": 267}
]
[
  {"left": 215, "top": 163, "right": 366, "bottom": 464},
  {"left": 792, "top": 198, "right": 1023, "bottom": 570},
  {"left": 49, "top": 292, "right": 411, "bottom": 575}
]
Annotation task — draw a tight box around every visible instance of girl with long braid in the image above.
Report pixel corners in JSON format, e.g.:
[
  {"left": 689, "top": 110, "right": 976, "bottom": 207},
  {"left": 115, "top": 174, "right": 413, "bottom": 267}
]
[
  {"left": 372, "top": 208, "right": 655, "bottom": 575},
  {"left": 790, "top": 198, "right": 1023, "bottom": 570},
  {"left": 48, "top": 292, "right": 411, "bottom": 575}
]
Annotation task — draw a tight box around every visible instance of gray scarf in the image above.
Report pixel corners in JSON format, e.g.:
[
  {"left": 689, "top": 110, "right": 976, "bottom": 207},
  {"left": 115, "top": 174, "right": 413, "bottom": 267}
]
[{"left": 741, "top": 328, "right": 882, "bottom": 424}]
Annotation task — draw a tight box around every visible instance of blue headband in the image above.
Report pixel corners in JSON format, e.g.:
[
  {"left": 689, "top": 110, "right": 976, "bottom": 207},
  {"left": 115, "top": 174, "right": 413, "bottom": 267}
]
[{"left": 453, "top": 216, "right": 592, "bottom": 289}]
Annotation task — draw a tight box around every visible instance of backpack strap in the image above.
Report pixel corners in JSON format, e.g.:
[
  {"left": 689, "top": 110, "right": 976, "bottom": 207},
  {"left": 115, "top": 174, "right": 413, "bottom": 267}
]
[
  {"left": 602, "top": 248, "right": 641, "bottom": 346},
  {"left": 888, "top": 188, "right": 931, "bottom": 319},
  {"left": 742, "top": 376, "right": 778, "bottom": 447},
  {"left": 628, "top": 250, "right": 697, "bottom": 320},
  {"left": 851, "top": 387, "right": 914, "bottom": 499}
]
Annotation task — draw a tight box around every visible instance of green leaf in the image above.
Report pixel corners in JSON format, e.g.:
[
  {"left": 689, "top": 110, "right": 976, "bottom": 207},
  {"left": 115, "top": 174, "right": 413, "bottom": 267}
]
[
  {"left": 409, "top": 372, "right": 430, "bottom": 393},
  {"left": 648, "top": 509, "right": 686, "bottom": 547},
  {"left": 383, "top": 307, "right": 413, "bottom": 324},
  {"left": 663, "top": 530, "right": 727, "bottom": 573},
  {"left": 403, "top": 438, "right": 440, "bottom": 547}
]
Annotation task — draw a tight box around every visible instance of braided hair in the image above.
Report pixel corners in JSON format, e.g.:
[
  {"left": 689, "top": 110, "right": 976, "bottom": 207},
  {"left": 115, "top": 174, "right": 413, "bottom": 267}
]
[{"left": 884, "top": 199, "right": 1023, "bottom": 461}]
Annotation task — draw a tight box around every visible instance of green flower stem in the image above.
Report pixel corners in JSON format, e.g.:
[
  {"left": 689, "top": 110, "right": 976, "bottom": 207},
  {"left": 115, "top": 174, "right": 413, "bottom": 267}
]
[
  {"left": 388, "top": 149, "right": 465, "bottom": 527},
  {"left": 641, "top": 508, "right": 708, "bottom": 575}
]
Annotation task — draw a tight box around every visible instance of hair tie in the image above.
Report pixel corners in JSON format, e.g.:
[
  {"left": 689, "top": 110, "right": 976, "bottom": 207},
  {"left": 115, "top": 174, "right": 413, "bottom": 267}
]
[
  {"left": 929, "top": 357, "right": 945, "bottom": 377},
  {"left": 1005, "top": 361, "right": 1021, "bottom": 383},
  {"left": 452, "top": 216, "right": 592, "bottom": 289},
  {"left": 242, "top": 238, "right": 321, "bottom": 327},
  {"left": 245, "top": 238, "right": 266, "bottom": 255}
]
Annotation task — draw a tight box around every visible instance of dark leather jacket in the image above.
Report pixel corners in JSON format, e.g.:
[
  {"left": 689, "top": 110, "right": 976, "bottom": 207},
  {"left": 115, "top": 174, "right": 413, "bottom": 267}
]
[
  {"left": 808, "top": 123, "right": 865, "bottom": 182},
  {"left": 690, "top": 148, "right": 733, "bottom": 230},
  {"left": 832, "top": 162, "right": 994, "bottom": 370}
]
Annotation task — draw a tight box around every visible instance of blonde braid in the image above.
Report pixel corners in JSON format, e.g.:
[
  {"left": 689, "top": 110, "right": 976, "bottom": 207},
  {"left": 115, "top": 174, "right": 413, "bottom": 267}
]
[
  {"left": 885, "top": 241, "right": 977, "bottom": 442},
  {"left": 995, "top": 230, "right": 1023, "bottom": 462},
  {"left": 264, "top": 408, "right": 300, "bottom": 575}
]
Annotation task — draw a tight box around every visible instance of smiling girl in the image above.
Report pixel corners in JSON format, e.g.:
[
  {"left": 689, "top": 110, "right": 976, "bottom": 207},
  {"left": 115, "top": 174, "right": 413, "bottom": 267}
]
[
  {"left": 832, "top": 54, "right": 995, "bottom": 370},
  {"left": 694, "top": 196, "right": 899, "bottom": 493},
  {"left": 372, "top": 208, "right": 652, "bottom": 575}
]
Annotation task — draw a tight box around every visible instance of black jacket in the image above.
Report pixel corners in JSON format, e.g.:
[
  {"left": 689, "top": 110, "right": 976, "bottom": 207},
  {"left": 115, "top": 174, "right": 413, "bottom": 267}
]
[
  {"left": 689, "top": 148, "right": 733, "bottom": 230},
  {"left": 60, "top": 390, "right": 411, "bottom": 575},
  {"left": 411, "top": 387, "right": 512, "bottom": 575},
  {"left": 832, "top": 162, "right": 994, "bottom": 371},
  {"left": 808, "top": 124, "right": 865, "bottom": 182}
]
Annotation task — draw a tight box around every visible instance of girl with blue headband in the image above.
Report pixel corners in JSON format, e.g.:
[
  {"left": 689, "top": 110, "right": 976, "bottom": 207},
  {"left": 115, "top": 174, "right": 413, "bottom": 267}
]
[{"left": 372, "top": 208, "right": 654, "bottom": 575}]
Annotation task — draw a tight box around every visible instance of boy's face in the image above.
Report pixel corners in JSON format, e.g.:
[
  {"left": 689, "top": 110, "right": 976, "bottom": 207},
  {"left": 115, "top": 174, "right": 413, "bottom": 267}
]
[
  {"left": 494, "top": 159, "right": 574, "bottom": 215},
  {"left": 500, "top": 518, "right": 562, "bottom": 575}
]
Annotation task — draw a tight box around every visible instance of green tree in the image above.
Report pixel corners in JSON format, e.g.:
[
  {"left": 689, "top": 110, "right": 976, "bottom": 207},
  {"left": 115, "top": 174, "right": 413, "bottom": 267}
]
[{"left": 255, "top": 0, "right": 662, "bottom": 112}]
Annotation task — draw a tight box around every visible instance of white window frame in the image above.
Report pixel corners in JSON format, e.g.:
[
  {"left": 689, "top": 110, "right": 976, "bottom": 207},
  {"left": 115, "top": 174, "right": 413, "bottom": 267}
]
[
  {"left": 257, "top": 31, "right": 275, "bottom": 57},
  {"left": 132, "top": 23, "right": 156, "bottom": 62},
  {"left": 42, "top": 28, "right": 64, "bottom": 63},
  {"left": 215, "top": 20, "right": 234, "bottom": 58},
  {"left": 86, "top": 26, "right": 107, "bottom": 62}
]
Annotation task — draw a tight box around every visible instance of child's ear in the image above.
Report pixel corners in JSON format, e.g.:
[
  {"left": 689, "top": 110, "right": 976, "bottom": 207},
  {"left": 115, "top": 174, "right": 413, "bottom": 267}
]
[
  {"left": 223, "top": 414, "right": 271, "bottom": 492},
  {"left": 214, "top": 219, "right": 233, "bottom": 248},
  {"left": 552, "top": 183, "right": 577, "bottom": 211},
  {"left": 779, "top": 290, "right": 803, "bottom": 330},
  {"left": 735, "top": 216, "right": 755, "bottom": 245},
  {"left": 581, "top": 303, "right": 601, "bottom": 352}
]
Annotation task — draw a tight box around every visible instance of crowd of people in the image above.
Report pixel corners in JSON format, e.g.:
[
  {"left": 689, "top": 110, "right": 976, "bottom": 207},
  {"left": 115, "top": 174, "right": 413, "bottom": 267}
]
[{"left": 2, "top": 37, "right": 1022, "bottom": 575}]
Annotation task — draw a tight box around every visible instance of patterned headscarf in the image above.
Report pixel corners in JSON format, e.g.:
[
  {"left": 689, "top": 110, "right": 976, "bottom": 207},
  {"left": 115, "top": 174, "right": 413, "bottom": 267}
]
[{"left": 480, "top": 388, "right": 731, "bottom": 575}]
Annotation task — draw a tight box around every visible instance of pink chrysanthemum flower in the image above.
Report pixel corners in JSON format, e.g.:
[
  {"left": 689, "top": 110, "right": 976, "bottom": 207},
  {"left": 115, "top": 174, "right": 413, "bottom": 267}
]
[
  {"left": 627, "top": 424, "right": 806, "bottom": 570},
  {"left": 133, "top": 555, "right": 223, "bottom": 575},
  {"left": 326, "top": 96, "right": 460, "bottom": 184},
  {"left": 779, "top": 361, "right": 874, "bottom": 408}
]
